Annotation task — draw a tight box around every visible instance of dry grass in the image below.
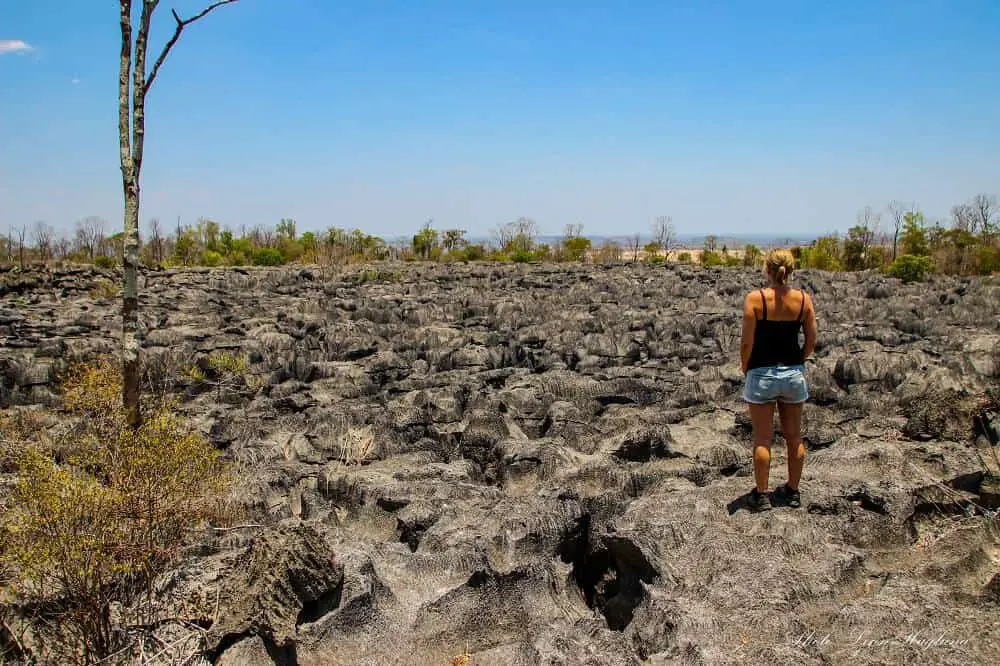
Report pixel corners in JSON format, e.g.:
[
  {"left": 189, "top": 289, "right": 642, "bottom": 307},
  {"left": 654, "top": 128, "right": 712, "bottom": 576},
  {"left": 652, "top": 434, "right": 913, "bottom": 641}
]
[{"left": 340, "top": 424, "right": 376, "bottom": 466}]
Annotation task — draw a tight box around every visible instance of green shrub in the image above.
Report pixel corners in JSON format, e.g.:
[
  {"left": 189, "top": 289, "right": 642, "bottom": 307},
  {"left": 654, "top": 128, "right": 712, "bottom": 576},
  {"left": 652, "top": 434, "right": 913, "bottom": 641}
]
[
  {"left": 510, "top": 248, "right": 533, "bottom": 263},
  {"left": 93, "top": 255, "right": 115, "bottom": 269},
  {"left": 88, "top": 279, "right": 119, "bottom": 300},
  {"left": 562, "top": 237, "right": 591, "bottom": 262},
  {"left": 700, "top": 250, "right": 723, "bottom": 267},
  {"left": 676, "top": 251, "right": 692, "bottom": 263},
  {"left": 462, "top": 244, "right": 486, "bottom": 261},
  {"left": 0, "top": 362, "right": 232, "bottom": 661},
  {"left": 226, "top": 251, "right": 249, "bottom": 266},
  {"left": 200, "top": 250, "right": 224, "bottom": 267},
  {"left": 887, "top": 254, "right": 935, "bottom": 283},
  {"left": 252, "top": 247, "right": 284, "bottom": 266},
  {"left": 976, "top": 244, "right": 1000, "bottom": 275}
]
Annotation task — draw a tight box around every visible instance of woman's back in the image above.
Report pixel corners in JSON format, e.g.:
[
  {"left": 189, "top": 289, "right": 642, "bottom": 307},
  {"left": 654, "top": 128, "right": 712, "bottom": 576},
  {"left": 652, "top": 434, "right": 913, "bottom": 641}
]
[{"left": 746, "top": 287, "right": 807, "bottom": 370}]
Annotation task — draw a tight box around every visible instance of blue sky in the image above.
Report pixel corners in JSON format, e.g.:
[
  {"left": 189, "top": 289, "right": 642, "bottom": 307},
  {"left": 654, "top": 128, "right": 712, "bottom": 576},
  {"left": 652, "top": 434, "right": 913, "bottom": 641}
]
[{"left": 2, "top": 0, "right": 999, "bottom": 240}]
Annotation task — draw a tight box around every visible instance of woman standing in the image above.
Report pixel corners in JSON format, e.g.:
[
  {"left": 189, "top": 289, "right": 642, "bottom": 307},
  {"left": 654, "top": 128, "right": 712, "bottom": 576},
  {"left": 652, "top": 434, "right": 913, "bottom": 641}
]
[{"left": 739, "top": 249, "right": 817, "bottom": 511}]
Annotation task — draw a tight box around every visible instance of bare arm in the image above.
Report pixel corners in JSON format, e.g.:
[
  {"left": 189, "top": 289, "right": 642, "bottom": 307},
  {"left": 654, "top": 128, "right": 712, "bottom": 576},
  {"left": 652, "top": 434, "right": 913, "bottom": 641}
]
[
  {"left": 740, "top": 293, "right": 757, "bottom": 374},
  {"left": 802, "top": 292, "right": 817, "bottom": 362}
]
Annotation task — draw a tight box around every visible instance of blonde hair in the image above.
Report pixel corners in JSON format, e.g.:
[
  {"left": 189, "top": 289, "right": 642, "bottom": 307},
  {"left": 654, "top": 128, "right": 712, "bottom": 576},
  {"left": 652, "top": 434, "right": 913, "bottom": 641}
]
[{"left": 765, "top": 249, "right": 795, "bottom": 285}]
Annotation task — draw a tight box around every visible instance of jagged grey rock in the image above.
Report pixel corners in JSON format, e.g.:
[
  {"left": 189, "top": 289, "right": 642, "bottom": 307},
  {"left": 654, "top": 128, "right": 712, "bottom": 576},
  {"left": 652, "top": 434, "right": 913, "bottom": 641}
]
[{"left": 1, "top": 263, "right": 999, "bottom": 665}]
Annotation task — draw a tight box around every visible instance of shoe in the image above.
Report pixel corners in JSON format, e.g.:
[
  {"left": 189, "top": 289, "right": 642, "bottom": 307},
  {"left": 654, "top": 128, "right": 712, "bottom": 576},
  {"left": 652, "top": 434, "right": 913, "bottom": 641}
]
[
  {"left": 783, "top": 483, "right": 801, "bottom": 508},
  {"left": 748, "top": 488, "right": 771, "bottom": 512}
]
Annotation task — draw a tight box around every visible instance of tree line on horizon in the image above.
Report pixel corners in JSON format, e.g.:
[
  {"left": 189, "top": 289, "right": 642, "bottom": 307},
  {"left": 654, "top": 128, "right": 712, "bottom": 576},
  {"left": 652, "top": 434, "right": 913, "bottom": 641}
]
[{"left": 1, "top": 193, "right": 997, "bottom": 282}]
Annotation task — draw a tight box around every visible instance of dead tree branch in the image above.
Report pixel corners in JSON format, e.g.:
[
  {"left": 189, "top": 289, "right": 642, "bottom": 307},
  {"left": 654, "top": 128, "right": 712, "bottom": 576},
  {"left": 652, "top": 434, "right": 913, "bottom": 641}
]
[{"left": 145, "top": 0, "right": 239, "bottom": 94}]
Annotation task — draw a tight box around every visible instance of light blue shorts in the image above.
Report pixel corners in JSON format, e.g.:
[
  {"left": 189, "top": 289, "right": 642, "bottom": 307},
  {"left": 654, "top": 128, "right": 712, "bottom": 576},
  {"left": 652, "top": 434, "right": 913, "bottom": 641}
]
[{"left": 743, "top": 364, "right": 809, "bottom": 405}]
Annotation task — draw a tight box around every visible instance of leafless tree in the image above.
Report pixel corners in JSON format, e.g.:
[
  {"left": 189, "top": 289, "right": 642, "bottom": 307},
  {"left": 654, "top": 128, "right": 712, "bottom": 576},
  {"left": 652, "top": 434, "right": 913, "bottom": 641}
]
[
  {"left": 629, "top": 233, "right": 641, "bottom": 262},
  {"left": 494, "top": 217, "right": 538, "bottom": 253},
  {"left": 854, "top": 205, "right": 881, "bottom": 261},
  {"left": 76, "top": 216, "right": 105, "bottom": 260},
  {"left": 971, "top": 193, "right": 997, "bottom": 235},
  {"left": 32, "top": 222, "right": 54, "bottom": 262},
  {"left": 14, "top": 226, "right": 27, "bottom": 269},
  {"left": 119, "top": 0, "right": 240, "bottom": 427},
  {"left": 887, "top": 200, "right": 914, "bottom": 260},
  {"left": 857, "top": 205, "right": 881, "bottom": 235},
  {"left": 55, "top": 238, "right": 71, "bottom": 260},
  {"left": 951, "top": 203, "right": 976, "bottom": 233},
  {"left": 148, "top": 217, "right": 163, "bottom": 264},
  {"left": 652, "top": 215, "right": 675, "bottom": 255}
]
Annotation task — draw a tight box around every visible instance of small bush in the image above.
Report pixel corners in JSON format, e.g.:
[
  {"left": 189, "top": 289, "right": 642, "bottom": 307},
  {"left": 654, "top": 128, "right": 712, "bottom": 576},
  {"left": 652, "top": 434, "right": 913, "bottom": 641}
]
[
  {"left": 93, "top": 255, "right": 115, "bottom": 269},
  {"left": 0, "top": 362, "right": 232, "bottom": 662},
  {"left": 700, "top": 250, "right": 724, "bottom": 267},
  {"left": 206, "top": 350, "right": 249, "bottom": 376},
  {"left": 976, "top": 244, "right": 1000, "bottom": 275},
  {"left": 462, "top": 244, "right": 486, "bottom": 261},
  {"left": 532, "top": 244, "right": 552, "bottom": 262},
  {"left": 510, "top": 249, "right": 533, "bottom": 263},
  {"left": 887, "top": 254, "right": 935, "bottom": 283},
  {"left": 252, "top": 247, "right": 284, "bottom": 266},
  {"left": 226, "top": 251, "right": 249, "bottom": 266},
  {"left": 676, "top": 251, "right": 692, "bottom": 263},
  {"left": 88, "top": 279, "right": 119, "bottom": 300},
  {"left": 200, "top": 249, "right": 224, "bottom": 267}
]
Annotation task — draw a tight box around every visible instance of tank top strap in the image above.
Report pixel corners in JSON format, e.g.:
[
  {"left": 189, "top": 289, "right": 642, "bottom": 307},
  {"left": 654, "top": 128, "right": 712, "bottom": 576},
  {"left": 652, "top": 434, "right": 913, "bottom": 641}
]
[
  {"left": 797, "top": 289, "right": 806, "bottom": 322},
  {"left": 759, "top": 289, "right": 767, "bottom": 321}
]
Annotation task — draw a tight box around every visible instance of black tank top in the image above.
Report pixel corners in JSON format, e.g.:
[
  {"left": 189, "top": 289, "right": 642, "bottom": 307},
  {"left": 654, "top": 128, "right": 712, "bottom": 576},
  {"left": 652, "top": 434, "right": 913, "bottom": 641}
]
[{"left": 746, "top": 288, "right": 806, "bottom": 370}]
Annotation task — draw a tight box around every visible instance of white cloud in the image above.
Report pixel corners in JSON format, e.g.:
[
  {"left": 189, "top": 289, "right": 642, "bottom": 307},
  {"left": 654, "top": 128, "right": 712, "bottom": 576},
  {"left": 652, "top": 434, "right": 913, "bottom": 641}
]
[
  {"left": 0, "top": 39, "right": 33, "bottom": 55},
  {"left": 71, "top": 78, "right": 80, "bottom": 85}
]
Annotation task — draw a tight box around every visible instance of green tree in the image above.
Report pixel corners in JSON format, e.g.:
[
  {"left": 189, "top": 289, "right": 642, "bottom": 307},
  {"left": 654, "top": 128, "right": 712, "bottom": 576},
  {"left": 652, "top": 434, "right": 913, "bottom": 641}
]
[
  {"left": 800, "top": 235, "right": 843, "bottom": 271},
  {"left": 198, "top": 218, "right": 220, "bottom": 251},
  {"left": 743, "top": 243, "right": 762, "bottom": 267},
  {"left": 172, "top": 227, "right": 199, "bottom": 266},
  {"left": 700, "top": 250, "right": 723, "bottom": 267},
  {"left": 252, "top": 247, "right": 284, "bottom": 266},
  {"left": 901, "top": 211, "right": 930, "bottom": 257},
  {"left": 412, "top": 220, "right": 439, "bottom": 259},
  {"left": 276, "top": 218, "right": 297, "bottom": 240},
  {"left": 441, "top": 229, "right": 467, "bottom": 253},
  {"left": 219, "top": 229, "right": 234, "bottom": 254},
  {"left": 843, "top": 224, "right": 877, "bottom": 270},
  {"left": 563, "top": 236, "right": 591, "bottom": 262}
]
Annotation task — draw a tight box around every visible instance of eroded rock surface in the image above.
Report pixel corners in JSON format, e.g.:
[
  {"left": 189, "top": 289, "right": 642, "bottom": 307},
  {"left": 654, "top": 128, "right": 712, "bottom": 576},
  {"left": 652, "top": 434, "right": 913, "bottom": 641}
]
[{"left": 2, "top": 262, "right": 999, "bottom": 665}]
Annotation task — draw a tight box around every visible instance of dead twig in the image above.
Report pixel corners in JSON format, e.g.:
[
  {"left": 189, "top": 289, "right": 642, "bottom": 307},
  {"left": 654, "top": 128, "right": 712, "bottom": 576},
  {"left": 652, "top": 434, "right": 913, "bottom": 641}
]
[{"left": 185, "top": 523, "right": 264, "bottom": 533}]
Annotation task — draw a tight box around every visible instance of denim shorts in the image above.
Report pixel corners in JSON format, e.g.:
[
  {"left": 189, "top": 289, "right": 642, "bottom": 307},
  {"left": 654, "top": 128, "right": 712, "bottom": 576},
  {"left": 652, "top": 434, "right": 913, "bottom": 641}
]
[{"left": 743, "top": 364, "right": 809, "bottom": 404}]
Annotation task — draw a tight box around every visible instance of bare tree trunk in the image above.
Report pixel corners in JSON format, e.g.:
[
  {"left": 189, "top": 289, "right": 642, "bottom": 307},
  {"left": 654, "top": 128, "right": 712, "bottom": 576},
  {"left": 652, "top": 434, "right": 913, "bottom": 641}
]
[
  {"left": 16, "top": 226, "right": 26, "bottom": 269},
  {"left": 120, "top": 1, "right": 139, "bottom": 426},
  {"left": 119, "top": 0, "right": 238, "bottom": 428}
]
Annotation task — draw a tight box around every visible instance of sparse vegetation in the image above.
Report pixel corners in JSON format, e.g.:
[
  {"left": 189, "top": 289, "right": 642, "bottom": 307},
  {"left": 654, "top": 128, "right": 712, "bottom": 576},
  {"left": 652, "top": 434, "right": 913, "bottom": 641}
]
[
  {"left": 0, "top": 361, "right": 232, "bottom": 662},
  {"left": 4, "top": 194, "right": 996, "bottom": 277},
  {"left": 88, "top": 278, "right": 119, "bottom": 300}
]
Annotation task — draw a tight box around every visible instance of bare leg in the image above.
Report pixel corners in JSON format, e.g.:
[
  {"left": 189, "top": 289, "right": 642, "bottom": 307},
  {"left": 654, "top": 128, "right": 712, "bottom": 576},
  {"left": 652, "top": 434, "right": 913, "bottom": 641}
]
[
  {"left": 749, "top": 402, "right": 775, "bottom": 493},
  {"left": 777, "top": 401, "right": 805, "bottom": 490}
]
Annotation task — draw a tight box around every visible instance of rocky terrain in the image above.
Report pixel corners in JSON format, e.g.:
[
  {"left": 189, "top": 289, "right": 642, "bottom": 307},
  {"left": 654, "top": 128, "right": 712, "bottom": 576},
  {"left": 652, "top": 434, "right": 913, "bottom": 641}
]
[{"left": 2, "top": 261, "right": 999, "bottom": 665}]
